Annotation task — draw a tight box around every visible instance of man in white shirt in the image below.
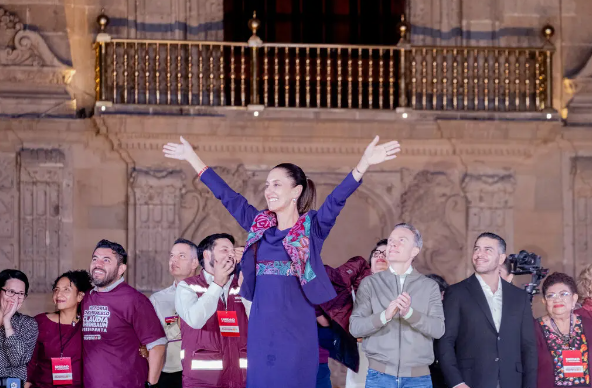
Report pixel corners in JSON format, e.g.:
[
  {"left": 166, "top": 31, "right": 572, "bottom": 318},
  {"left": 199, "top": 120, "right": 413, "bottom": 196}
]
[
  {"left": 149, "top": 238, "right": 200, "bottom": 388},
  {"left": 437, "top": 232, "right": 537, "bottom": 388},
  {"left": 175, "top": 233, "right": 250, "bottom": 388}
]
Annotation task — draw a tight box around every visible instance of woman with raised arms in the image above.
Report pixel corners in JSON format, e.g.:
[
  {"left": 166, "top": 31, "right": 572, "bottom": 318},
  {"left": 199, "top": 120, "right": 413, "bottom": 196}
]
[{"left": 163, "top": 135, "right": 400, "bottom": 388}]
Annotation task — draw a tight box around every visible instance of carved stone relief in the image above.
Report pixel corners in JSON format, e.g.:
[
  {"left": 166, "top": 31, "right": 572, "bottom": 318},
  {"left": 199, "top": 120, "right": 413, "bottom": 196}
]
[
  {"left": 572, "top": 157, "right": 592, "bottom": 277},
  {"left": 462, "top": 172, "right": 516, "bottom": 275},
  {"left": 0, "top": 7, "right": 75, "bottom": 116},
  {"left": 400, "top": 170, "right": 467, "bottom": 283},
  {"left": 20, "top": 149, "right": 73, "bottom": 293},
  {"left": 0, "top": 153, "right": 17, "bottom": 271},
  {"left": 129, "top": 169, "right": 185, "bottom": 292},
  {"left": 181, "top": 165, "right": 257, "bottom": 247}
]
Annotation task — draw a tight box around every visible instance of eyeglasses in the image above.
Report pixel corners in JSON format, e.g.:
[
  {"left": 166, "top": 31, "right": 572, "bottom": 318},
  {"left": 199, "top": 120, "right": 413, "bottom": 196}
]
[
  {"left": 544, "top": 291, "right": 573, "bottom": 301},
  {"left": 372, "top": 250, "right": 387, "bottom": 258},
  {"left": 1, "top": 288, "right": 27, "bottom": 299}
]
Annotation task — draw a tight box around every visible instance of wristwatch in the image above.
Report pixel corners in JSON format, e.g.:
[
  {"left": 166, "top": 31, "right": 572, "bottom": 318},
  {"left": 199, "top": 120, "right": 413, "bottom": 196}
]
[{"left": 145, "top": 382, "right": 159, "bottom": 388}]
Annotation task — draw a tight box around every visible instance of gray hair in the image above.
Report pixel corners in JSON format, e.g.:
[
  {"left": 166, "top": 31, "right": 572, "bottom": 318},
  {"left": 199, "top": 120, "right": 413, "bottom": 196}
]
[{"left": 393, "top": 223, "right": 423, "bottom": 250}]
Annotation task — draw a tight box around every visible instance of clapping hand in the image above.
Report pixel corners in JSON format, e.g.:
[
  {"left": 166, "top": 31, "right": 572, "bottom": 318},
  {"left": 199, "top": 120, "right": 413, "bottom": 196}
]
[{"left": 392, "top": 292, "right": 412, "bottom": 317}]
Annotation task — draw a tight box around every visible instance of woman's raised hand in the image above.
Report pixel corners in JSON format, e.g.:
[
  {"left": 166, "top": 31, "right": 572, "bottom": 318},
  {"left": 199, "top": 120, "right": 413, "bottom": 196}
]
[
  {"left": 163, "top": 136, "right": 197, "bottom": 161},
  {"left": 362, "top": 136, "right": 401, "bottom": 166},
  {"left": 352, "top": 136, "right": 401, "bottom": 181},
  {"left": 163, "top": 136, "right": 207, "bottom": 172}
]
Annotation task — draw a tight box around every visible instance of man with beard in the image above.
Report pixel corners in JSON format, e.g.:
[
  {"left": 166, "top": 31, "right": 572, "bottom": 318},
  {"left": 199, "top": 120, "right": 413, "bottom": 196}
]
[
  {"left": 175, "top": 233, "right": 250, "bottom": 388},
  {"left": 82, "top": 239, "right": 166, "bottom": 388},
  {"left": 437, "top": 232, "right": 537, "bottom": 388},
  {"left": 149, "top": 238, "right": 200, "bottom": 388}
]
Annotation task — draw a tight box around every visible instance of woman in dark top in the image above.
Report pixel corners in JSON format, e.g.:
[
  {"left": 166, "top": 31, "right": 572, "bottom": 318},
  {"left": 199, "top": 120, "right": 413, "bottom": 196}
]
[
  {"left": 0, "top": 269, "right": 37, "bottom": 385},
  {"left": 27, "top": 270, "right": 92, "bottom": 388},
  {"left": 536, "top": 272, "right": 592, "bottom": 388}
]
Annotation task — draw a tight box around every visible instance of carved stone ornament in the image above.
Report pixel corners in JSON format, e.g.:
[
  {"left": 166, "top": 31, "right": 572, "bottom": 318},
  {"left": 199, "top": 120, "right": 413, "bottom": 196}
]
[
  {"left": 0, "top": 6, "right": 75, "bottom": 110},
  {"left": 19, "top": 148, "right": 73, "bottom": 293},
  {"left": 129, "top": 168, "right": 186, "bottom": 292},
  {"left": 400, "top": 170, "right": 467, "bottom": 283}
]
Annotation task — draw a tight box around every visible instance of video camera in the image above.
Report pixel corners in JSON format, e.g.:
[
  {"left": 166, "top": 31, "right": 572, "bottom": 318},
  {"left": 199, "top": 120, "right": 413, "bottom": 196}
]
[{"left": 508, "top": 250, "right": 549, "bottom": 302}]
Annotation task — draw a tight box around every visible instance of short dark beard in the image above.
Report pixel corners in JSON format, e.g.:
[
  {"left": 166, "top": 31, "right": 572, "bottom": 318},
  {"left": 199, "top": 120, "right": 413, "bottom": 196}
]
[{"left": 92, "top": 266, "right": 120, "bottom": 288}]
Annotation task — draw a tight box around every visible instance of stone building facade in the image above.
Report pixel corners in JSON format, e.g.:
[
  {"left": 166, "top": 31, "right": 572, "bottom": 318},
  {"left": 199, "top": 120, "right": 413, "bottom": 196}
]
[{"left": 1, "top": 0, "right": 592, "bottom": 324}]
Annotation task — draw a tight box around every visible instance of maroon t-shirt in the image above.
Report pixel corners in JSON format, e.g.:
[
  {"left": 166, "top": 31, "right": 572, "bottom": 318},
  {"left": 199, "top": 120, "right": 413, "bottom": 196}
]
[
  {"left": 28, "top": 313, "right": 82, "bottom": 388},
  {"left": 81, "top": 281, "right": 165, "bottom": 388}
]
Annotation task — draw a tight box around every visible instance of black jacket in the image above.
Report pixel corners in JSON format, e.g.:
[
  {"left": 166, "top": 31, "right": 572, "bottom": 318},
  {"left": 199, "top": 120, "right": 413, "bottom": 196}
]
[{"left": 437, "top": 274, "right": 537, "bottom": 388}]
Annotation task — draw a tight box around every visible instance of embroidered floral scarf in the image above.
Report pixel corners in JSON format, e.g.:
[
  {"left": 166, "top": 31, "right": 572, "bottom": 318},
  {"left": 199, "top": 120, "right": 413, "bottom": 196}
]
[{"left": 245, "top": 210, "right": 316, "bottom": 285}]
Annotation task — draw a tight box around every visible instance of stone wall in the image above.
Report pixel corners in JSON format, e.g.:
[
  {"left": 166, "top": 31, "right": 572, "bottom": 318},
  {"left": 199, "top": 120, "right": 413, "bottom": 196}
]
[
  {"left": 0, "top": 110, "right": 570, "bottom": 319},
  {"left": 1, "top": 1, "right": 592, "bottom": 323}
]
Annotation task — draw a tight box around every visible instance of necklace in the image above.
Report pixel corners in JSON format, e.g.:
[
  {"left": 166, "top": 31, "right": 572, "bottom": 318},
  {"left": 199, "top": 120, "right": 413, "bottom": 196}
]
[{"left": 549, "top": 314, "right": 574, "bottom": 345}]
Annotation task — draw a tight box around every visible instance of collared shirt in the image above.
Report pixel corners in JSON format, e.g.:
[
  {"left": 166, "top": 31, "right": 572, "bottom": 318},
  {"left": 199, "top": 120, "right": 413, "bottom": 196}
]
[
  {"left": 150, "top": 282, "right": 182, "bottom": 373},
  {"left": 389, "top": 264, "right": 414, "bottom": 290},
  {"left": 176, "top": 272, "right": 252, "bottom": 330},
  {"left": 90, "top": 276, "right": 125, "bottom": 293},
  {"left": 475, "top": 273, "right": 503, "bottom": 332},
  {"left": 380, "top": 265, "right": 415, "bottom": 325}
]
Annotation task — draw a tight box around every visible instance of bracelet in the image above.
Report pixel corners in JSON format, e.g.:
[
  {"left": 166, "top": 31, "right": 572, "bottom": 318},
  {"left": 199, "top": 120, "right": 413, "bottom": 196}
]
[{"left": 198, "top": 166, "right": 209, "bottom": 177}]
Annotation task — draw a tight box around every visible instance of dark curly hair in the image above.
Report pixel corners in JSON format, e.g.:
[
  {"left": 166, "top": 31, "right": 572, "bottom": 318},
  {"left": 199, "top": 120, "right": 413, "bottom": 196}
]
[
  {"left": 542, "top": 272, "right": 577, "bottom": 296},
  {"left": 52, "top": 270, "right": 93, "bottom": 294}
]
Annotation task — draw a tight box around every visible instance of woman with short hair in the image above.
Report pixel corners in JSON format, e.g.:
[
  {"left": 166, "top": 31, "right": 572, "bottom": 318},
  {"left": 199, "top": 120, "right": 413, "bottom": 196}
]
[
  {"left": 0, "top": 269, "right": 37, "bottom": 386},
  {"left": 536, "top": 272, "right": 592, "bottom": 387}
]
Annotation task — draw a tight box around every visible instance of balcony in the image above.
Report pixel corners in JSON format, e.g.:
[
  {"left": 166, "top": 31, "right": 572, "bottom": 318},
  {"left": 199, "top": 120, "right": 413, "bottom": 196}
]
[{"left": 94, "top": 12, "right": 556, "bottom": 116}]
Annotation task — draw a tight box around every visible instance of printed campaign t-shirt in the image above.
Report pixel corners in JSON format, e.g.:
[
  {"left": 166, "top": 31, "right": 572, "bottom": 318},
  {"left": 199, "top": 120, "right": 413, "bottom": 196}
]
[{"left": 82, "top": 279, "right": 166, "bottom": 388}]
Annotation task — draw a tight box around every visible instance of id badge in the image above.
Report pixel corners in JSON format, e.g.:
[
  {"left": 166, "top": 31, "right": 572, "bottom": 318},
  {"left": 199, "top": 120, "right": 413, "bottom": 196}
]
[
  {"left": 51, "top": 357, "right": 73, "bottom": 385},
  {"left": 164, "top": 315, "right": 178, "bottom": 325},
  {"left": 217, "top": 311, "right": 240, "bottom": 337},
  {"left": 563, "top": 349, "right": 585, "bottom": 377}
]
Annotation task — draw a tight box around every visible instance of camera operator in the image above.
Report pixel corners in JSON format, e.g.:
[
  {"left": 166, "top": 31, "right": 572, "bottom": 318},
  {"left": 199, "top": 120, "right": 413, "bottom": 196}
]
[{"left": 437, "top": 232, "right": 537, "bottom": 388}]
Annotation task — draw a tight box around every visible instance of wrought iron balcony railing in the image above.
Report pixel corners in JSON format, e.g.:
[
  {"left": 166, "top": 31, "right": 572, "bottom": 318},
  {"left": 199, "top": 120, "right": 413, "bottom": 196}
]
[{"left": 95, "top": 12, "right": 555, "bottom": 113}]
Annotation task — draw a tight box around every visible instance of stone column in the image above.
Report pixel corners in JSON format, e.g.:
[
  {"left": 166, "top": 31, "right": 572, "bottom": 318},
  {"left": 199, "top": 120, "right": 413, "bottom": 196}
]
[
  {"left": 0, "top": 153, "right": 17, "bottom": 271},
  {"left": 128, "top": 169, "right": 185, "bottom": 292},
  {"left": 19, "top": 149, "right": 73, "bottom": 293}
]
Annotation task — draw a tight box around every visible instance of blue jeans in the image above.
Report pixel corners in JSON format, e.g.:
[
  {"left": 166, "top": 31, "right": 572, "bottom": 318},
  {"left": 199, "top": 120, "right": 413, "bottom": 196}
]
[
  {"left": 316, "top": 363, "right": 332, "bottom": 388},
  {"left": 365, "top": 369, "right": 433, "bottom": 388}
]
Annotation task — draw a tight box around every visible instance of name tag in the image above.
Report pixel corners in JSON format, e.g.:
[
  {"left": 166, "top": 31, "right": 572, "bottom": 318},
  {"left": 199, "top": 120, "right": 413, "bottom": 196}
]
[
  {"left": 563, "top": 350, "right": 584, "bottom": 377},
  {"left": 217, "top": 311, "right": 240, "bottom": 337},
  {"left": 51, "top": 357, "right": 73, "bottom": 385},
  {"left": 165, "top": 315, "right": 178, "bottom": 325}
]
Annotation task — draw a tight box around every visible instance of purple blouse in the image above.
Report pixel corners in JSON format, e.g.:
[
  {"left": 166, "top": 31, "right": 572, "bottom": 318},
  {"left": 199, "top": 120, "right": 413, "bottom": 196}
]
[{"left": 27, "top": 313, "right": 82, "bottom": 388}]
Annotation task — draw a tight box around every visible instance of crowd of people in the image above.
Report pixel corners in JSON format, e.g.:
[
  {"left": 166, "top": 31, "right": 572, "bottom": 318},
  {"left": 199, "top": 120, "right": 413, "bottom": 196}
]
[{"left": 0, "top": 136, "right": 590, "bottom": 388}]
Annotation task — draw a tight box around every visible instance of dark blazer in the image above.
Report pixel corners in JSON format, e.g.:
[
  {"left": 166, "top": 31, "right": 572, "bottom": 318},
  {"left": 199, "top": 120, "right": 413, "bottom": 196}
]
[{"left": 437, "top": 274, "right": 537, "bottom": 388}]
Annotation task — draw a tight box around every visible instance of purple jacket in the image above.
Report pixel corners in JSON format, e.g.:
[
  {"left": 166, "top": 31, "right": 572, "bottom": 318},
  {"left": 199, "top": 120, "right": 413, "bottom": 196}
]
[
  {"left": 180, "top": 272, "right": 248, "bottom": 388},
  {"left": 200, "top": 168, "right": 362, "bottom": 305}
]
